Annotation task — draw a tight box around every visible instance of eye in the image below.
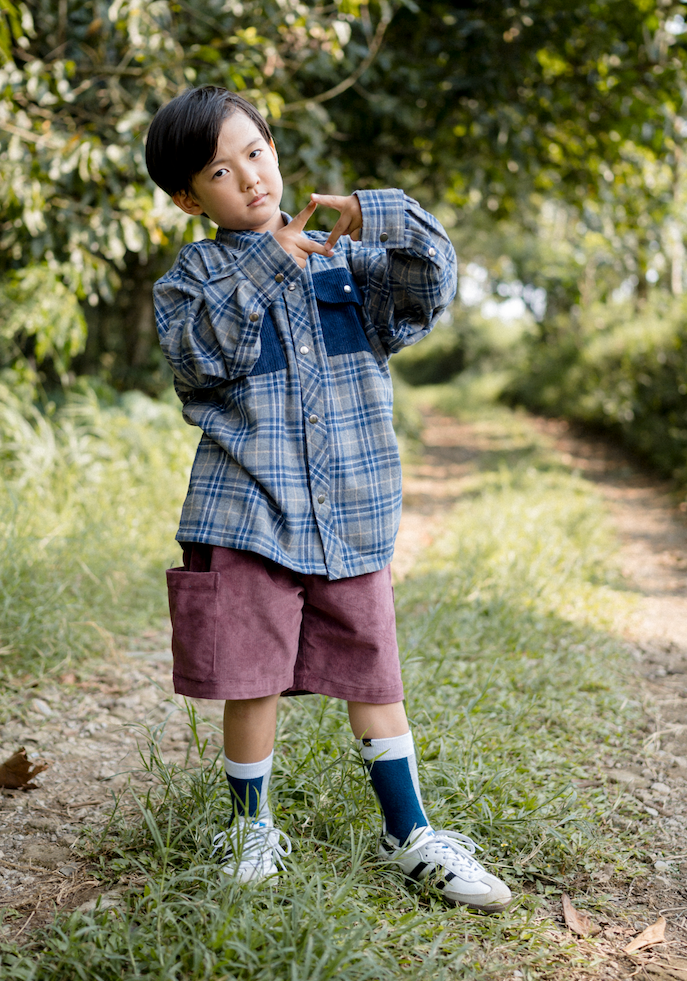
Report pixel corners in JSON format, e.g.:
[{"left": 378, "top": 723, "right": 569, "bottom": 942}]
[
  {"left": 249, "top": 148, "right": 262, "bottom": 159},
  {"left": 212, "top": 167, "right": 229, "bottom": 179}
]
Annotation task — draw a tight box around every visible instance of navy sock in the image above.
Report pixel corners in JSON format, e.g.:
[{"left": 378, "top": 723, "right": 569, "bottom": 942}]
[
  {"left": 359, "top": 732, "right": 429, "bottom": 844},
  {"left": 223, "top": 751, "right": 273, "bottom": 825}
]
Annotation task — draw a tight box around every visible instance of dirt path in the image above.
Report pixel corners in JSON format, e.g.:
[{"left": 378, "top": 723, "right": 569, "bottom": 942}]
[
  {"left": 396, "top": 410, "right": 687, "bottom": 977},
  {"left": 1, "top": 408, "right": 687, "bottom": 976}
]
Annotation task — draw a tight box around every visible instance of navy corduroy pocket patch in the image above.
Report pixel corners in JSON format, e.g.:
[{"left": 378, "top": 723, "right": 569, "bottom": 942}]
[
  {"left": 312, "top": 268, "right": 372, "bottom": 357},
  {"left": 249, "top": 308, "right": 287, "bottom": 376}
]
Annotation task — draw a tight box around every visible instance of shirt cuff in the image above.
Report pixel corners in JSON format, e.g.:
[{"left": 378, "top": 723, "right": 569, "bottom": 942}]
[
  {"left": 355, "top": 188, "right": 405, "bottom": 249},
  {"left": 233, "top": 232, "right": 303, "bottom": 302}
]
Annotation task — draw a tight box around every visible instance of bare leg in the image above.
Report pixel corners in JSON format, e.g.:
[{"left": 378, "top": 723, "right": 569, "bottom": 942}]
[
  {"left": 347, "top": 700, "right": 409, "bottom": 739},
  {"left": 223, "top": 694, "right": 280, "bottom": 763}
]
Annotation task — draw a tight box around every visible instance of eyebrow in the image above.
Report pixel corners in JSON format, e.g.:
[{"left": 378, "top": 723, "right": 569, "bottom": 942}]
[{"left": 204, "top": 138, "right": 264, "bottom": 173}]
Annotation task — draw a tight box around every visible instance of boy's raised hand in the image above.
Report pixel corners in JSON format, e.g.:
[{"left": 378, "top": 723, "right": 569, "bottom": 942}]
[
  {"left": 311, "top": 193, "right": 363, "bottom": 252},
  {"left": 273, "top": 200, "right": 333, "bottom": 268}
]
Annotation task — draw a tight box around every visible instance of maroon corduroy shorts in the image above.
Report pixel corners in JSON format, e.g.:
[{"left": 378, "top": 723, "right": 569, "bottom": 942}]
[{"left": 166, "top": 544, "right": 404, "bottom": 703}]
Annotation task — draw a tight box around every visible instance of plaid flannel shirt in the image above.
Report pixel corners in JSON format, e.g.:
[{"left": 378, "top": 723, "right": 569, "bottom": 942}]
[{"left": 154, "top": 188, "right": 457, "bottom": 580}]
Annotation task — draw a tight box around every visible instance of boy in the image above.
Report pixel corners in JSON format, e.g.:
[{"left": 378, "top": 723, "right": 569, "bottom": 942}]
[{"left": 145, "top": 85, "right": 511, "bottom": 913}]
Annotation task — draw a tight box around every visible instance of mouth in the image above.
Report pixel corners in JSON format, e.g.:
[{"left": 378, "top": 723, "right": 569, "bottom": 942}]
[{"left": 248, "top": 193, "right": 267, "bottom": 207}]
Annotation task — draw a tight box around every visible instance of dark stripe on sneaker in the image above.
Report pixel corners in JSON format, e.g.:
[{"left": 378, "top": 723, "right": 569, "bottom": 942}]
[
  {"left": 445, "top": 872, "right": 456, "bottom": 881},
  {"left": 408, "top": 861, "right": 430, "bottom": 880}
]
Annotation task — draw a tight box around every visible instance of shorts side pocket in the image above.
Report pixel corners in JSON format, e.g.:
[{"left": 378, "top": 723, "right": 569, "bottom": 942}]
[{"left": 166, "top": 567, "right": 220, "bottom": 683}]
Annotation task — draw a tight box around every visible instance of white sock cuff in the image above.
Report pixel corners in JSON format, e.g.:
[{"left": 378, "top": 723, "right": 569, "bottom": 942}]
[
  {"left": 358, "top": 730, "right": 414, "bottom": 762},
  {"left": 223, "top": 751, "right": 274, "bottom": 780}
]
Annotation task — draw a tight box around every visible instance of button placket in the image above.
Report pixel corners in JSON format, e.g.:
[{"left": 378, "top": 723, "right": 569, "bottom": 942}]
[{"left": 290, "top": 279, "right": 330, "bottom": 525}]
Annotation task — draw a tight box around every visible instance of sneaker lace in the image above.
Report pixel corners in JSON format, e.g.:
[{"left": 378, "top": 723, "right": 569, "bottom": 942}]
[
  {"left": 418, "top": 829, "right": 486, "bottom": 878},
  {"left": 211, "top": 822, "right": 292, "bottom": 869}
]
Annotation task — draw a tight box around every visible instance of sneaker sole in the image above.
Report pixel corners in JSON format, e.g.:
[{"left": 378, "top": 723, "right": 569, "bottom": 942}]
[
  {"left": 220, "top": 865, "right": 279, "bottom": 884},
  {"left": 444, "top": 895, "right": 513, "bottom": 914},
  {"left": 409, "top": 872, "right": 513, "bottom": 914}
]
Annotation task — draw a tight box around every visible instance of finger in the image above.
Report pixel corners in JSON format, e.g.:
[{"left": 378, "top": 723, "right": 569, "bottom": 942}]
[
  {"left": 311, "top": 193, "right": 347, "bottom": 211},
  {"left": 350, "top": 227, "right": 361, "bottom": 242},
  {"left": 299, "top": 237, "right": 334, "bottom": 258},
  {"left": 324, "top": 214, "right": 353, "bottom": 251},
  {"left": 289, "top": 199, "right": 318, "bottom": 233}
]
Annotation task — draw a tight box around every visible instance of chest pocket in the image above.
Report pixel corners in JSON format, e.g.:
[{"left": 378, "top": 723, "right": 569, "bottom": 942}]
[
  {"left": 249, "top": 308, "right": 287, "bottom": 376},
  {"left": 312, "top": 268, "right": 372, "bottom": 357}
]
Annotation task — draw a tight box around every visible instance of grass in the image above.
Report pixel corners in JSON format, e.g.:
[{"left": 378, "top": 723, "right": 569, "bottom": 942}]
[
  {"left": 0, "top": 384, "right": 659, "bottom": 978},
  {"left": 0, "top": 384, "right": 197, "bottom": 689}
]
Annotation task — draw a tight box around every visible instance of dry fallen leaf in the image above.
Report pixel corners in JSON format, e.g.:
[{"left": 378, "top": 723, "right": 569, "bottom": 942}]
[
  {"left": 0, "top": 747, "right": 51, "bottom": 790},
  {"left": 624, "top": 916, "right": 666, "bottom": 954},
  {"left": 562, "top": 893, "right": 601, "bottom": 937}
]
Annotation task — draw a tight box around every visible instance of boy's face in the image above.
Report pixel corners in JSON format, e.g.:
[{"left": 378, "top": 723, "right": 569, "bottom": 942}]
[{"left": 173, "top": 111, "right": 284, "bottom": 234}]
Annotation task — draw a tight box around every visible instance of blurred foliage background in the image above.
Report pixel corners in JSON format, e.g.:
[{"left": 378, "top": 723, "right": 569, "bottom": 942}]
[
  {"left": 2, "top": 0, "right": 687, "bottom": 397},
  {"left": 4, "top": 0, "right": 687, "bottom": 664}
]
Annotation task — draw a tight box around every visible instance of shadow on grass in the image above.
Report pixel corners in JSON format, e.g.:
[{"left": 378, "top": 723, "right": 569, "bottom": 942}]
[{"left": 0, "top": 397, "right": 653, "bottom": 980}]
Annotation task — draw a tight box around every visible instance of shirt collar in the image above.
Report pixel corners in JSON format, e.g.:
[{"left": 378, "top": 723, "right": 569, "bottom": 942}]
[{"left": 215, "top": 212, "right": 292, "bottom": 249}]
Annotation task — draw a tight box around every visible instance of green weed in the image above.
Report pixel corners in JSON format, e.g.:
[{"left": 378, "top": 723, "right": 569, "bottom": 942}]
[
  {"left": 0, "top": 390, "right": 655, "bottom": 978},
  {"left": 0, "top": 385, "right": 196, "bottom": 684}
]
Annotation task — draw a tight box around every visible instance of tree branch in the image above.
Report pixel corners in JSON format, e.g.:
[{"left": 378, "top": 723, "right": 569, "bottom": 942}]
[
  {"left": 279, "top": 1, "right": 394, "bottom": 114},
  {"left": 0, "top": 119, "right": 64, "bottom": 149}
]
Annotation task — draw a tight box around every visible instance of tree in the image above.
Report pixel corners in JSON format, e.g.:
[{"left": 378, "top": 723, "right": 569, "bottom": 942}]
[
  {"left": 0, "top": 0, "right": 392, "bottom": 390},
  {"left": 333, "top": 2, "right": 687, "bottom": 211},
  {"left": 1, "top": 0, "right": 686, "bottom": 391}
]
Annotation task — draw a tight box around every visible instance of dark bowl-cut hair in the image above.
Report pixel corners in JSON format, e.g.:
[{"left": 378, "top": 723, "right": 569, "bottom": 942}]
[{"left": 145, "top": 86, "right": 274, "bottom": 196}]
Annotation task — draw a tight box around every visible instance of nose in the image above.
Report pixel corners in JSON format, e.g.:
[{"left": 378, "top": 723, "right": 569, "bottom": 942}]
[{"left": 238, "top": 162, "right": 259, "bottom": 192}]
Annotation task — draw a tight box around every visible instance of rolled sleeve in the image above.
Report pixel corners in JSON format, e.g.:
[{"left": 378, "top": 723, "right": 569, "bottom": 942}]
[
  {"left": 355, "top": 188, "right": 406, "bottom": 249},
  {"left": 348, "top": 189, "right": 458, "bottom": 354}
]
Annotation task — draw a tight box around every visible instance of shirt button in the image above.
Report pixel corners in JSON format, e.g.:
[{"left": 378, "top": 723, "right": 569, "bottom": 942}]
[
  {"left": 317, "top": 493, "right": 326, "bottom": 504},
  {"left": 379, "top": 232, "right": 389, "bottom": 242},
  {"left": 288, "top": 284, "right": 297, "bottom": 291},
  {"left": 300, "top": 345, "right": 309, "bottom": 355},
  {"left": 428, "top": 247, "right": 436, "bottom": 257},
  {"left": 309, "top": 414, "right": 318, "bottom": 424},
  {"left": 343, "top": 284, "right": 352, "bottom": 293},
  {"left": 274, "top": 273, "right": 285, "bottom": 283},
  {"left": 249, "top": 313, "right": 259, "bottom": 322}
]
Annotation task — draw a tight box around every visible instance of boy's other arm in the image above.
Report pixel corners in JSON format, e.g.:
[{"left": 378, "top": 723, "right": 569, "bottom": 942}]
[
  {"left": 314, "top": 189, "right": 457, "bottom": 356},
  {"left": 154, "top": 234, "right": 305, "bottom": 389},
  {"left": 153, "top": 201, "right": 333, "bottom": 393}
]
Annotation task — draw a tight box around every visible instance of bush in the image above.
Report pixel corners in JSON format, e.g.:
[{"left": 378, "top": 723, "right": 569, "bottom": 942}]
[
  {"left": 392, "top": 307, "right": 531, "bottom": 388},
  {"left": 506, "top": 295, "right": 687, "bottom": 482}
]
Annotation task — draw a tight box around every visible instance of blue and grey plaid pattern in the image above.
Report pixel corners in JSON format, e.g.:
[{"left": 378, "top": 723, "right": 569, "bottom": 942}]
[{"left": 154, "top": 189, "right": 457, "bottom": 580}]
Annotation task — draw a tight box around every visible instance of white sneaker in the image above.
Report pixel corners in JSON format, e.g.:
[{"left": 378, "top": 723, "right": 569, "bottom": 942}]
[
  {"left": 211, "top": 817, "right": 291, "bottom": 883},
  {"left": 378, "top": 827, "right": 512, "bottom": 913}
]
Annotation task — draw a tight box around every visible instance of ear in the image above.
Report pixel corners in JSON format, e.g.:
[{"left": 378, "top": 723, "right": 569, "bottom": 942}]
[
  {"left": 269, "top": 138, "right": 278, "bottom": 164},
  {"left": 172, "top": 188, "right": 205, "bottom": 216}
]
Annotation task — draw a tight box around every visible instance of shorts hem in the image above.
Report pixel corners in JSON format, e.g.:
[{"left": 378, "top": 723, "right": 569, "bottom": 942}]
[
  {"left": 173, "top": 674, "right": 292, "bottom": 701},
  {"left": 173, "top": 674, "right": 404, "bottom": 703},
  {"left": 288, "top": 675, "right": 404, "bottom": 704}
]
